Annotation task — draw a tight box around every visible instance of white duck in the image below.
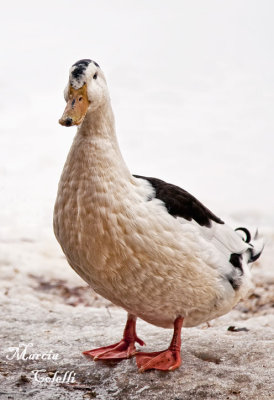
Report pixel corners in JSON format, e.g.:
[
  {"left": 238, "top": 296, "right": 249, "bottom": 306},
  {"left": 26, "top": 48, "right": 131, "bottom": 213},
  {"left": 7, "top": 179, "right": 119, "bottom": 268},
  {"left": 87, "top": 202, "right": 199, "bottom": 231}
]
[{"left": 54, "top": 59, "right": 263, "bottom": 372}]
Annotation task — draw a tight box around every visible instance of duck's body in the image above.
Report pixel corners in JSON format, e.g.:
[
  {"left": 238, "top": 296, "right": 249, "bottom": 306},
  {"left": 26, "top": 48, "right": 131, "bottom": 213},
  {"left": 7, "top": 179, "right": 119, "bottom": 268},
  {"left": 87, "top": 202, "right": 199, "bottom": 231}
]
[{"left": 54, "top": 59, "right": 263, "bottom": 371}]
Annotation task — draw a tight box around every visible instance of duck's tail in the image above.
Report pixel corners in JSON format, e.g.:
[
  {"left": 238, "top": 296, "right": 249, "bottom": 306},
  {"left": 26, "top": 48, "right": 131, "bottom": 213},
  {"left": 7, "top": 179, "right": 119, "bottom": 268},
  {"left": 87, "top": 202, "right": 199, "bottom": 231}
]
[{"left": 235, "top": 227, "right": 264, "bottom": 264}]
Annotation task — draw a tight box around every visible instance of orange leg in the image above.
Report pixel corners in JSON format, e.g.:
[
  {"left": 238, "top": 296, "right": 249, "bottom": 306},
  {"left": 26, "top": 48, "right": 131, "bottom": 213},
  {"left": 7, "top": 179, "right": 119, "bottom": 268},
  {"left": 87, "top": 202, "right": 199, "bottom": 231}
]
[
  {"left": 136, "top": 316, "right": 183, "bottom": 372},
  {"left": 83, "top": 314, "right": 145, "bottom": 360}
]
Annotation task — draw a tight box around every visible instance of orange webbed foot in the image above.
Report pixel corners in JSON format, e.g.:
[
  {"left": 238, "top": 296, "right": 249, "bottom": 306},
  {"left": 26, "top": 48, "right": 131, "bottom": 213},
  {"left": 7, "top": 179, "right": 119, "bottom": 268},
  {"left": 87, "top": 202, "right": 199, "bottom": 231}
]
[
  {"left": 136, "top": 349, "right": 181, "bottom": 372},
  {"left": 136, "top": 316, "right": 184, "bottom": 372},
  {"left": 83, "top": 337, "right": 145, "bottom": 360},
  {"left": 83, "top": 314, "right": 145, "bottom": 361}
]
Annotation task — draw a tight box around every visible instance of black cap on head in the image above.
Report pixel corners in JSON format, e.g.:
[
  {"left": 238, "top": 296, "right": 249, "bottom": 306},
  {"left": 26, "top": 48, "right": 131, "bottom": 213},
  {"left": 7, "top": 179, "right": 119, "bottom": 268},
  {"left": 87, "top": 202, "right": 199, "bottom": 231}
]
[
  {"left": 71, "top": 59, "right": 100, "bottom": 77},
  {"left": 70, "top": 59, "right": 100, "bottom": 88}
]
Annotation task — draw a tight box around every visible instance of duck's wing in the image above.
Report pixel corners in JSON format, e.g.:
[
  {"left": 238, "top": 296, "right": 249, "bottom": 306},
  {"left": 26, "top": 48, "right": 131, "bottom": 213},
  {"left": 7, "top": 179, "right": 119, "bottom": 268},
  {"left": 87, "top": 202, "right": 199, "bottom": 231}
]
[
  {"left": 133, "top": 175, "right": 263, "bottom": 267},
  {"left": 133, "top": 175, "right": 223, "bottom": 227}
]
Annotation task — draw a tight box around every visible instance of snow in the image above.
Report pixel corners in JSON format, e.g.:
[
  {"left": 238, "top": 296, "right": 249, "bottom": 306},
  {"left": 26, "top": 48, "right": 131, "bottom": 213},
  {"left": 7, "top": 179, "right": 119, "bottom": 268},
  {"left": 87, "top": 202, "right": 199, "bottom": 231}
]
[{"left": 1, "top": 1, "right": 274, "bottom": 398}]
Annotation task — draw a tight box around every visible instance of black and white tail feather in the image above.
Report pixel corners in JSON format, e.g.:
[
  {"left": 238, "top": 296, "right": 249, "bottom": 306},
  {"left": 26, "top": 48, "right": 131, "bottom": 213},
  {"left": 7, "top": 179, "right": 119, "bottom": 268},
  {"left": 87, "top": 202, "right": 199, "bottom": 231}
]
[
  {"left": 224, "top": 226, "right": 264, "bottom": 294},
  {"left": 235, "top": 227, "right": 264, "bottom": 264}
]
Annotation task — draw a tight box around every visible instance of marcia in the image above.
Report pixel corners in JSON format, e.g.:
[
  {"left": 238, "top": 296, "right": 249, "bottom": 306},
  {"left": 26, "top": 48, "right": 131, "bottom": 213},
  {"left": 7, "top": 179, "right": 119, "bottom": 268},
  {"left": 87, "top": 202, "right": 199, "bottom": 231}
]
[{"left": 6, "top": 343, "right": 59, "bottom": 361}]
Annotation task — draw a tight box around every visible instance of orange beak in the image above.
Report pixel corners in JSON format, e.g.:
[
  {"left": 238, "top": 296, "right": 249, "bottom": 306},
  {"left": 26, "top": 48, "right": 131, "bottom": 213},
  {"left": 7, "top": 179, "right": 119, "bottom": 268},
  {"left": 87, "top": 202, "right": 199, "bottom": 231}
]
[{"left": 59, "top": 84, "right": 90, "bottom": 127}]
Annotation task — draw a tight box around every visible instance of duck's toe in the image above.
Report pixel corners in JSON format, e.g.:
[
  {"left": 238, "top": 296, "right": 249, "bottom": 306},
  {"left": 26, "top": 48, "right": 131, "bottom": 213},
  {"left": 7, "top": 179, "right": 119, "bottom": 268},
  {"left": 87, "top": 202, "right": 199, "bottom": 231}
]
[
  {"left": 136, "top": 348, "right": 181, "bottom": 372},
  {"left": 83, "top": 339, "right": 139, "bottom": 360}
]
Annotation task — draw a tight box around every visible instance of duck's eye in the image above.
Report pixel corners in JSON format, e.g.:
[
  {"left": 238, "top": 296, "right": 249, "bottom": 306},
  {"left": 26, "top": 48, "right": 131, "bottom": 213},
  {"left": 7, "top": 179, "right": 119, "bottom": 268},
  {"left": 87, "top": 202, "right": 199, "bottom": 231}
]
[
  {"left": 78, "top": 96, "right": 83, "bottom": 102},
  {"left": 93, "top": 73, "right": 97, "bottom": 80}
]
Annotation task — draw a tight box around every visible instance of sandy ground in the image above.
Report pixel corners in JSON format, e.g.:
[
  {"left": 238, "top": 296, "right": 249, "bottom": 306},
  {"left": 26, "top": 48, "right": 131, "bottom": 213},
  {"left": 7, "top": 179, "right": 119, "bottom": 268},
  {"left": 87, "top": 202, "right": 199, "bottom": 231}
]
[{"left": 0, "top": 229, "right": 273, "bottom": 400}]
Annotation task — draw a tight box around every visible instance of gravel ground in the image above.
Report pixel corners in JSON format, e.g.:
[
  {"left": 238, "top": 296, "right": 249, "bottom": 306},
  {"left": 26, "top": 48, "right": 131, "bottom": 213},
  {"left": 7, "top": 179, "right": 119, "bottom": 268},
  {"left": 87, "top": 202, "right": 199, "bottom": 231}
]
[{"left": 0, "top": 231, "right": 273, "bottom": 400}]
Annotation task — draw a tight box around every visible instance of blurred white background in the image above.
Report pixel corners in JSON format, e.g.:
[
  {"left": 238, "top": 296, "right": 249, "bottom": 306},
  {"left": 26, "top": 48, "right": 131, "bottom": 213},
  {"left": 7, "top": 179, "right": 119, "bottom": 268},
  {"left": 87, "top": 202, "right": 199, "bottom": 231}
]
[{"left": 1, "top": 0, "right": 273, "bottom": 242}]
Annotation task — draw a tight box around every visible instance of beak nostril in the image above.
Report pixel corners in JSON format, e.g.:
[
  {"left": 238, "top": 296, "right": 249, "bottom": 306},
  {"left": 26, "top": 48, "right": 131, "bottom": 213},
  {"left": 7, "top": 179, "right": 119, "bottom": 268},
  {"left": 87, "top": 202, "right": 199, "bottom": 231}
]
[{"left": 65, "top": 118, "right": 73, "bottom": 127}]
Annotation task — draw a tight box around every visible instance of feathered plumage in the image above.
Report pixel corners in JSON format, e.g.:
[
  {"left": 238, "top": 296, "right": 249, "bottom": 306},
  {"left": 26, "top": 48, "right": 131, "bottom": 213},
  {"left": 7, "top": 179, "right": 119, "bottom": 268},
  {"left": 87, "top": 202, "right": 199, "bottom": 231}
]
[{"left": 54, "top": 59, "right": 264, "bottom": 371}]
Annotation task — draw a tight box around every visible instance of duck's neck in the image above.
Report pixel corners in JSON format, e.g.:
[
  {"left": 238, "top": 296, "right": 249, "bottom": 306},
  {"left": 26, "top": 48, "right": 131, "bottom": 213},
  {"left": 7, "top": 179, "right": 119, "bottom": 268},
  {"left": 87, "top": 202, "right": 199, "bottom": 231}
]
[
  {"left": 79, "top": 98, "right": 116, "bottom": 140},
  {"left": 74, "top": 99, "right": 131, "bottom": 180}
]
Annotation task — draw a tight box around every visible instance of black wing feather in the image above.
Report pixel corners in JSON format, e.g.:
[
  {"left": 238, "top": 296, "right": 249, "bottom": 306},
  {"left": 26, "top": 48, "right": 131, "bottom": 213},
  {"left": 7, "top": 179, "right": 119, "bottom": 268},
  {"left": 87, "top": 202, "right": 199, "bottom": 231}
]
[{"left": 134, "top": 175, "right": 224, "bottom": 228}]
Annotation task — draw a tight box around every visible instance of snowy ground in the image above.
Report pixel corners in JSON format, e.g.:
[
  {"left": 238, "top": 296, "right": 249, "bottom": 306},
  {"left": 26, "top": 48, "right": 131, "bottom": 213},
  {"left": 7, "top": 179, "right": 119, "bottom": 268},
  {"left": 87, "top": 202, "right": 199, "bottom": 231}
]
[{"left": 1, "top": 1, "right": 274, "bottom": 399}]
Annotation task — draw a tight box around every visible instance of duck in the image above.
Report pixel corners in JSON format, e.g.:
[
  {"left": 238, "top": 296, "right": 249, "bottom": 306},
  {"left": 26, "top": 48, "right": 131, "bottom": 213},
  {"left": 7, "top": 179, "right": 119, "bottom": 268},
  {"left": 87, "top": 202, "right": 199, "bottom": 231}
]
[{"left": 54, "top": 59, "right": 264, "bottom": 372}]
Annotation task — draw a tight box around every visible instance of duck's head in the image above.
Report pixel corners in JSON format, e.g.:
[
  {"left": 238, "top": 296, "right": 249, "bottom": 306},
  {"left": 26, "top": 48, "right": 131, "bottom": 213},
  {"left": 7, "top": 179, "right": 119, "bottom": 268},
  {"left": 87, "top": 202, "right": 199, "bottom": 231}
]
[{"left": 59, "top": 59, "right": 108, "bottom": 127}]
